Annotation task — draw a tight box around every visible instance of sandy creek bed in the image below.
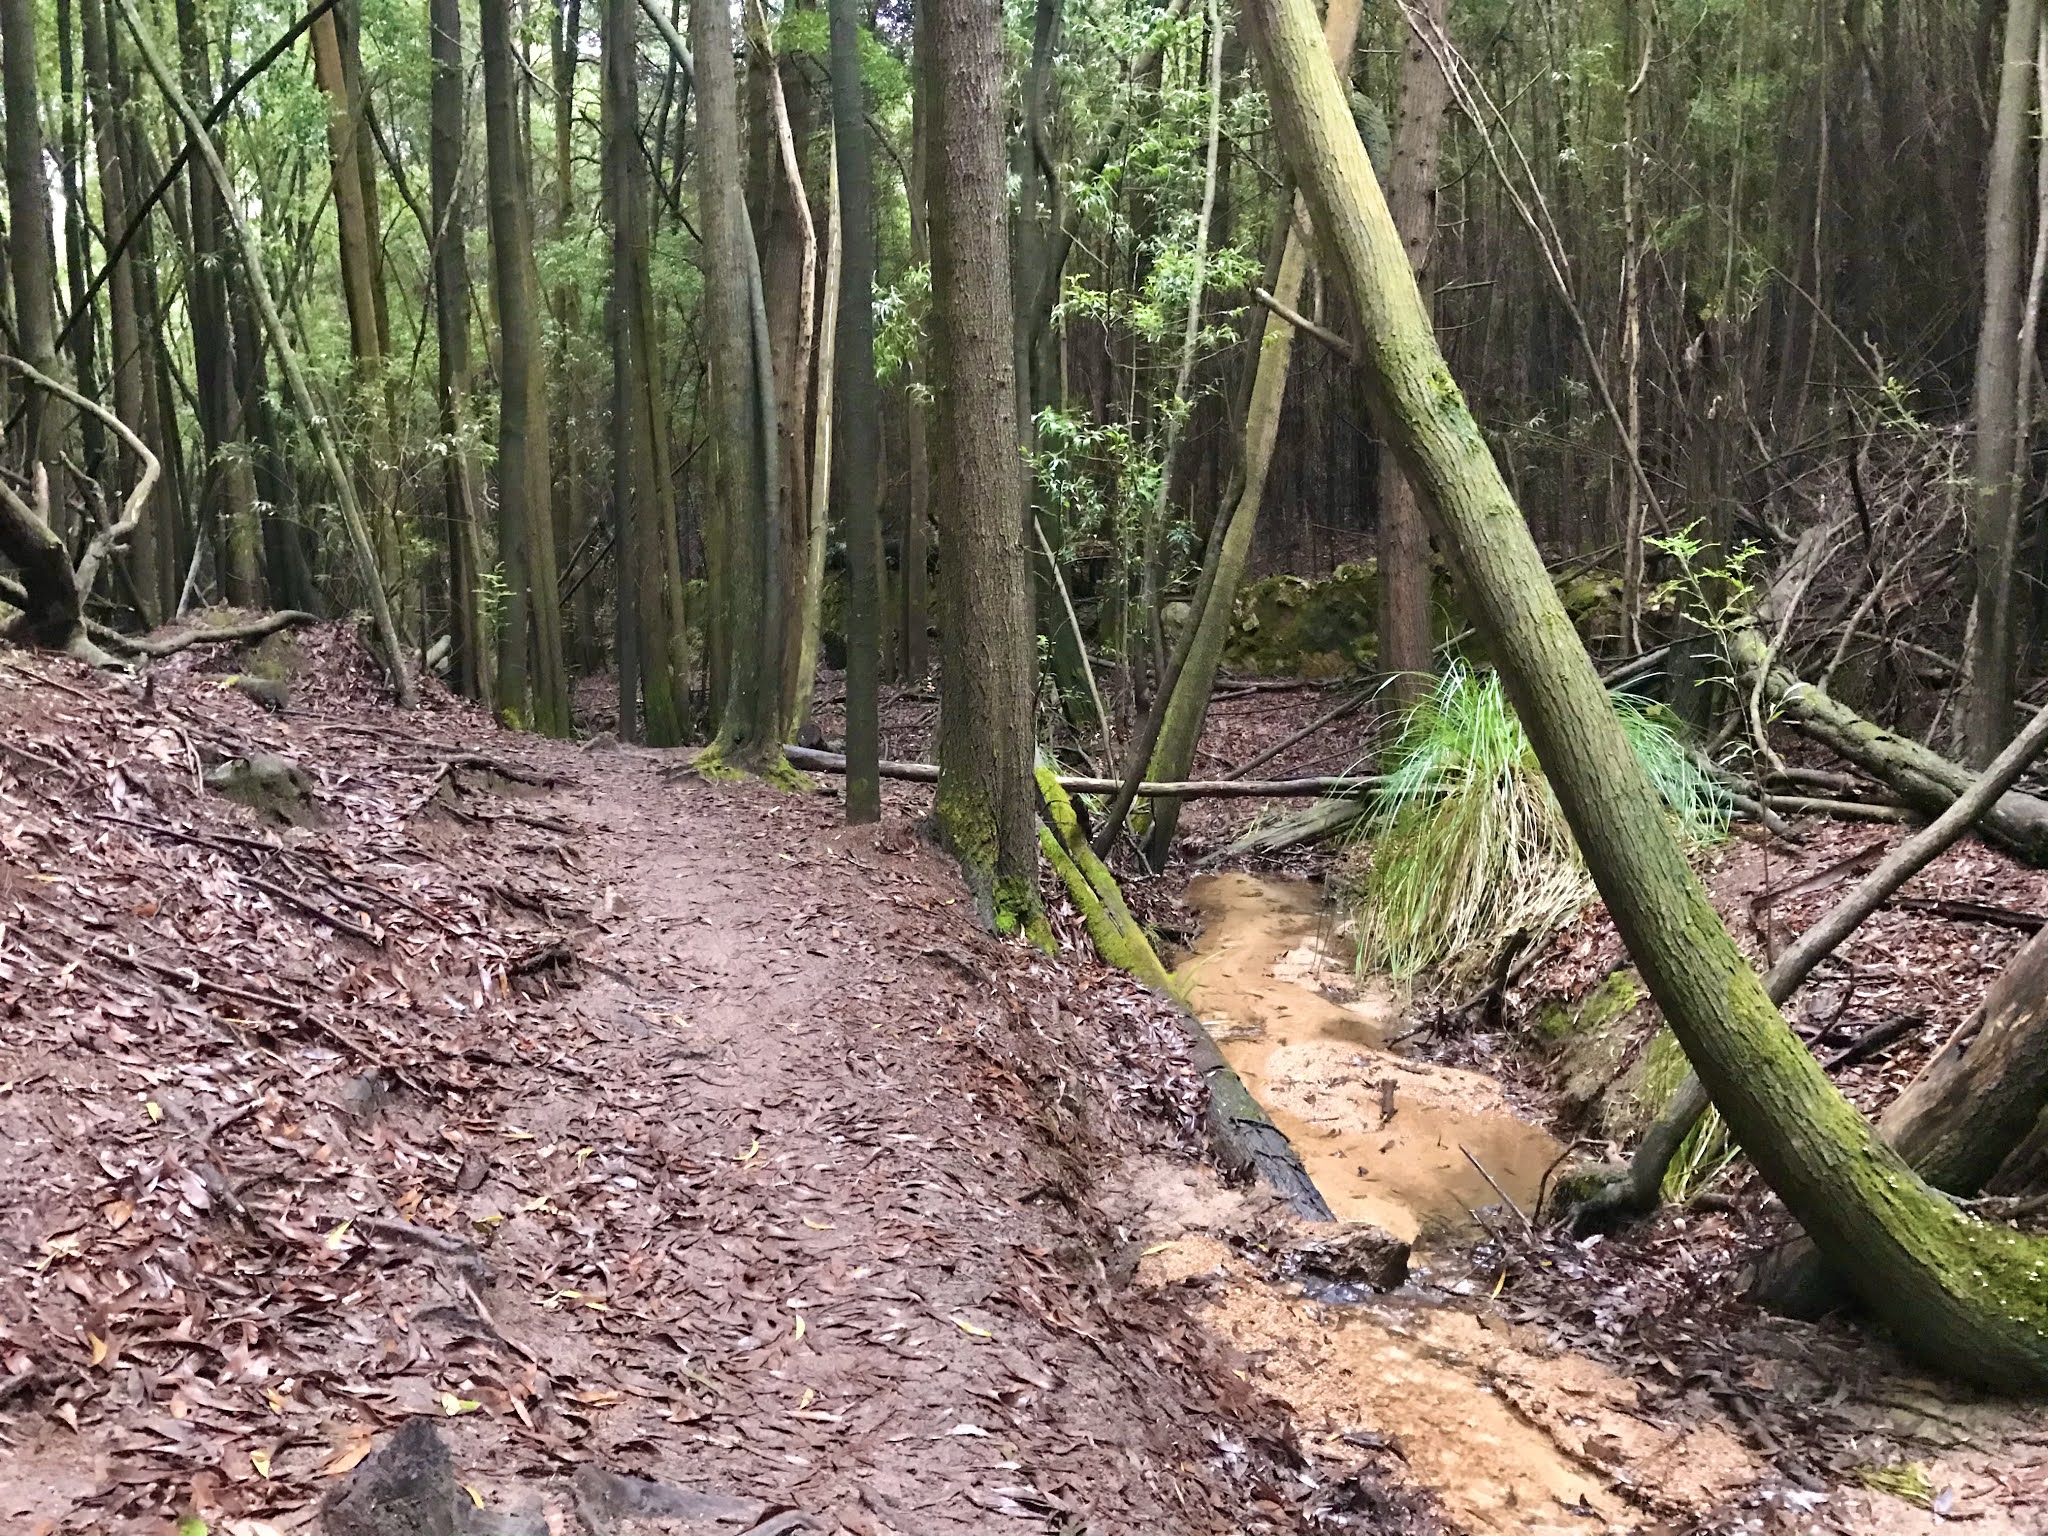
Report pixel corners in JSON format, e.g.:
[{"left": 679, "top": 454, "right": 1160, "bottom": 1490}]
[{"left": 1148, "top": 873, "right": 1763, "bottom": 1533}]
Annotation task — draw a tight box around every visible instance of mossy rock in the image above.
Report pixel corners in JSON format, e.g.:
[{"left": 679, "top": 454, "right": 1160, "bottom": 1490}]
[
  {"left": 1539, "top": 966, "right": 1647, "bottom": 1125},
  {"left": 1224, "top": 561, "right": 1382, "bottom": 677},
  {"left": 1556, "top": 568, "right": 1624, "bottom": 648},
  {"left": 242, "top": 628, "right": 307, "bottom": 683},
  {"left": 205, "top": 753, "right": 322, "bottom": 827}
]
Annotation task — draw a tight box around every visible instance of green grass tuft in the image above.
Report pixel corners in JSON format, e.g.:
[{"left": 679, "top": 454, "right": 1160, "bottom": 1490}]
[{"left": 1342, "top": 665, "right": 1727, "bottom": 986}]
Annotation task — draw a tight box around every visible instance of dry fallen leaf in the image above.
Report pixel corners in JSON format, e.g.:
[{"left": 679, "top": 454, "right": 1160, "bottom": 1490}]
[
  {"left": 101, "top": 1199, "right": 134, "bottom": 1230},
  {"left": 249, "top": 1447, "right": 272, "bottom": 1479},
  {"left": 87, "top": 1333, "right": 108, "bottom": 1366},
  {"left": 321, "top": 1436, "right": 375, "bottom": 1478},
  {"left": 440, "top": 1393, "right": 482, "bottom": 1416}
]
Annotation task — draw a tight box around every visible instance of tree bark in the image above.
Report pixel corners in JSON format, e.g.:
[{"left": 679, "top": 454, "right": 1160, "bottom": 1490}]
[
  {"left": 927, "top": 0, "right": 1044, "bottom": 935},
  {"left": 606, "top": 0, "right": 684, "bottom": 743},
  {"left": 480, "top": 0, "right": 572, "bottom": 735},
  {"left": 828, "top": 0, "right": 882, "bottom": 825},
  {"left": 2, "top": 0, "right": 63, "bottom": 483},
  {"left": 1964, "top": 0, "right": 2042, "bottom": 765},
  {"left": 1245, "top": 0, "right": 2048, "bottom": 1388},
  {"left": 430, "top": 0, "right": 488, "bottom": 701},
  {"left": 1377, "top": 0, "right": 1448, "bottom": 711}
]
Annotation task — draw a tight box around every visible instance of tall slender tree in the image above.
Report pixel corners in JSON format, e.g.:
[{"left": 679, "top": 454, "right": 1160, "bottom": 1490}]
[
  {"left": 829, "top": 0, "right": 881, "bottom": 821},
  {"left": 2, "top": 0, "right": 66, "bottom": 531},
  {"left": 1377, "top": 0, "right": 1449, "bottom": 710},
  {"left": 430, "top": 0, "right": 488, "bottom": 700},
  {"left": 1963, "top": 0, "right": 2041, "bottom": 765},
  {"left": 926, "top": 0, "right": 1042, "bottom": 932},
  {"left": 606, "top": 0, "right": 683, "bottom": 742},
  {"left": 480, "top": 0, "right": 573, "bottom": 734}
]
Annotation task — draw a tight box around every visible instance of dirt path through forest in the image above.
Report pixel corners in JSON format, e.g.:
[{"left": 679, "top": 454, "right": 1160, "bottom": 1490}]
[{"left": 0, "top": 659, "right": 1390, "bottom": 1535}]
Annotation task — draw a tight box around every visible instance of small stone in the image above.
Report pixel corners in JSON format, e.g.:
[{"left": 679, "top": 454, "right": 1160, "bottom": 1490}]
[{"left": 322, "top": 1419, "right": 462, "bottom": 1536}]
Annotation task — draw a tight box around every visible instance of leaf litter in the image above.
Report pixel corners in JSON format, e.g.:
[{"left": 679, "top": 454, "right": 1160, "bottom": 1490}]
[{"left": 0, "top": 635, "right": 1432, "bottom": 1533}]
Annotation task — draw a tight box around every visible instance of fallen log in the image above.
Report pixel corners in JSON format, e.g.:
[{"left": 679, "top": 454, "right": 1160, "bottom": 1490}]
[
  {"left": 1729, "top": 625, "right": 2048, "bottom": 863},
  {"left": 1033, "top": 757, "right": 1334, "bottom": 1221},
  {"left": 784, "top": 744, "right": 1379, "bottom": 799},
  {"left": 1208, "top": 797, "right": 1371, "bottom": 860}
]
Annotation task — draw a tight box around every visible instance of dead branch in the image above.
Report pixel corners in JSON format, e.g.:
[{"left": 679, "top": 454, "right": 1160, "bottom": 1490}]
[{"left": 781, "top": 744, "right": 1380, "bottom": 798}]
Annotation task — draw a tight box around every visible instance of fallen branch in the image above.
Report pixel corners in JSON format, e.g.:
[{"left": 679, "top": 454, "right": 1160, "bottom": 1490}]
[
  {"left": 783, "top": 744, "right": 1378, "bottom": 799},
  {"left": 94, "top": 608, "right": 318, "bottom": 658}
]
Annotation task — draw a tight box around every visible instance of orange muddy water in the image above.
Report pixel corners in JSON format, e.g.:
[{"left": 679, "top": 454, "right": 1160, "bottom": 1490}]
[{"left": 1179, "top": 871, "right": 1561, "bottom": 1247}]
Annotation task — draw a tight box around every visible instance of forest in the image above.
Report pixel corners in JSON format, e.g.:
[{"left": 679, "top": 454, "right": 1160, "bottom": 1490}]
[{"left": 1, "top": 0, "right": 2048, "bottom": 1526}]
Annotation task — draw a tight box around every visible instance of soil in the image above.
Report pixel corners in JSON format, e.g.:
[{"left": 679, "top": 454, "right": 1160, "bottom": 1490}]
[
  {"left": 5, "top": 641, "right": 2047, "bottom": 1536},
  {"left": 0, "top": 642, "right": 1408, "bottom": 1535}
]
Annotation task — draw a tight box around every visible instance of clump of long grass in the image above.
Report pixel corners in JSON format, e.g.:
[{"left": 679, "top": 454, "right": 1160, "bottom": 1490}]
[{"left": 1343, "top": 664, "right": 1727, "bottom": 986}]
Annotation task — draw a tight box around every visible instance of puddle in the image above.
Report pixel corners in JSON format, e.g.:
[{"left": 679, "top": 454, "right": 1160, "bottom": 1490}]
[{"left": 1178, "top": 871, "right": 1562, "bottom": 1247}]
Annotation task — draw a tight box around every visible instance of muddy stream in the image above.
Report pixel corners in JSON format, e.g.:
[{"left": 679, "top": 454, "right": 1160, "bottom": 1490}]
[{"left": 1143, "top": 873, "right": 1765, "bottom": 1534}]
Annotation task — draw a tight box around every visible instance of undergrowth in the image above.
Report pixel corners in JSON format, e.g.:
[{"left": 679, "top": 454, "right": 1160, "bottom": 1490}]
[{"left": 1342, "top": 664, "right": 1727, "bottom": 986}]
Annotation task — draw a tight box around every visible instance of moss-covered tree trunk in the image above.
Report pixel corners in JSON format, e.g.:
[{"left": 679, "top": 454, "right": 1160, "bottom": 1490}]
[
  {"left": 927, "top": 0, "right": 1043, "bottom": 935},
  {"left": 1244, "top": 0, "right": 2048, "bottom": 1388}
]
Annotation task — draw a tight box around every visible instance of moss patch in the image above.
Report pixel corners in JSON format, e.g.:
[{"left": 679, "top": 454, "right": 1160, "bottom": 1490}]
[{"left": 1223, "top": 561, "right": 1383, "bottom": 677}]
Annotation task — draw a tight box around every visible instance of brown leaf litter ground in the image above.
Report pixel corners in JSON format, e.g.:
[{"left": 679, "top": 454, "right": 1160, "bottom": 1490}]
[{"left": 0, "top": 636, "right": 1432, "bottom": 1535}]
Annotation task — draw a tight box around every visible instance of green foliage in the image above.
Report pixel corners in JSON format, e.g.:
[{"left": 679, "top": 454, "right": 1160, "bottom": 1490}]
[{"left": 1343, "top": 665, "right": 1728, "bottom": 984}]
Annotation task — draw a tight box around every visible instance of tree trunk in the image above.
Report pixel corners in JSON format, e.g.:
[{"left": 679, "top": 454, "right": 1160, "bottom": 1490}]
[
  {"left": 57, "top": 0, "right": 108, "bottom": 489},
  {"left": 792, "top": 139, "right": 841, "bottom": 738},
  {"left": 310, "top": 0, "right": 401, "bottom": 593},
  {"left": 83, "top": 0, "right": 156, "bottom": 623},
  {"left": 829, "top": 0, "right": 881, "bottom": 823},
  {"left": 606, "top": 0, "right": 683, "bottom": 743},
  {"left": 1244, "top": 0, "right": 2048, "bottom": 1389},
  {"left": 1755, "top": 921, "right": 2048, "bottom": 1314},
  {"left": 430, "top": 0, "right": 489, "bottom": 701},
  {"left": 927, "top": 0, "right": 1044, "bottom": 936},
  {"left": 1377, "top": 0, "right": 1448, "bottom": 711},
  {"left": 690, "top": 0, "right": 786, "bottom": 769},
  {"left": 171, "top": 0, "right": 261, "bottom": 604},
  {"left": 480, "top": 0, "right": 572, "bottom": 735},
  {"left": 2, "top": 0, "right": 63, "bottom": 486},
  {"left": 1964, "top": 0, "right": 2042, "bottom": 766},
  {"left": 903, "top": 11, "right": 933, "bottom": 686}
]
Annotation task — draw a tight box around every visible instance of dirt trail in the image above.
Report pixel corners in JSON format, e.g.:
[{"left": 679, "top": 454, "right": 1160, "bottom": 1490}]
[{"left": 0, "top": 656, "right": 1367, "bottom": 1535}]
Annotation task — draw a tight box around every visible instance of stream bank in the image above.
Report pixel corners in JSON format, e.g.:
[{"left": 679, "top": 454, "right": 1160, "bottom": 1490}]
[{"left": 1135, "top": 870, "right": 2044, "bottom": 1534}]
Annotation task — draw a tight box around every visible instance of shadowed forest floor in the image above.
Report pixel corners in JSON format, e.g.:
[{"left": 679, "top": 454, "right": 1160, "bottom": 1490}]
[{"left": 1, "top": 635, "right": 2044, "bottom": 1533}]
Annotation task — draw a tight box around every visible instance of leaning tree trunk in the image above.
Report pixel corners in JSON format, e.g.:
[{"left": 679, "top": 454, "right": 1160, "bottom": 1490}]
[
  {"left": 1963, "top": 0, "right": 2042, "bottom": 766},
  {"left": 1244, "top": 0, "right": 2048, "bottom": 1388},
  {"left": 926, "top": 0, "right": 1044, "bottom": 937}
]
